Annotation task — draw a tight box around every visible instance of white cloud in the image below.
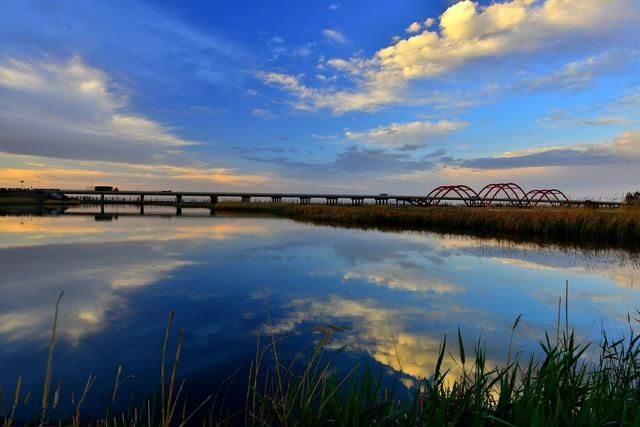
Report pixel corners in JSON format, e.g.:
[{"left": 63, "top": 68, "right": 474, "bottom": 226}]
[
  {"left": 515, "top": 51, "right": 634, "bottom": 92},
  {"left": 345, "top": 120, "right": 468, "bottom": 150},
  {"left": 461, "top": 131, "right": 640, "bottom": 169},
  {"left": 377, "top": 0, "right": 636, "bottom": 79},
  {"left": 329, "top": 3, "right": 341, "bottom": 11},
  {"left": 0, "top": 56, "right": 198, "bottom": 164},
  {"left": 537, "top": 110, "right": 632, "bottom": 127},
  {"left": 261, "top": 0, "right": 639, "bottom": 113},
  {"left": 617, "top": 90, "right": 640, "bottom": 107},
  {"left": 405, "top": 21, "right": 422, "bottom": 33},
  {"left": 257, "top": 71, "right": 407, "bottom": 113},
  {"left": 322, "top": 29, "right": 348, "bottom": 44}
]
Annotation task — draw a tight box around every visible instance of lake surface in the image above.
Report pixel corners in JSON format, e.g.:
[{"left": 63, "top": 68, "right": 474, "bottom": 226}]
[{"left": 1, "top": 206, "right": 639, "bottom": 417}]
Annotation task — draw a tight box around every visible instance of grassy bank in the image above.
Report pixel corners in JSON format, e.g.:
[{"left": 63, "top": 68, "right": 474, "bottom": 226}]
[
  {"left": 3, "top": 299, "right": 640, "bottom": 426},
  {"left": 0, "top": 189, "right": 80, "bottom": 206},
  {"left": 215, "top": 202, "right": 640, "bottom": 245},
  {"left": 0, "top": 197, "right": 80, "bottom": 206}
]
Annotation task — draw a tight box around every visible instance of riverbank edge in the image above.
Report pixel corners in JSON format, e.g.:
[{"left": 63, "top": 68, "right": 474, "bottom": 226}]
[{"left": 213, "top": 202, "right": 640, "bottom": 246}]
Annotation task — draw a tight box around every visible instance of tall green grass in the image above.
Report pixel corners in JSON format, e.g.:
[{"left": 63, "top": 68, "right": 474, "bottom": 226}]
[{"left": 2, "top": 289, "right": 640, "bottom": 426}]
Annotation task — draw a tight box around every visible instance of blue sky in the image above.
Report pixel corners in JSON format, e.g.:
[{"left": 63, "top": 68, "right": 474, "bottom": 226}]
[{"left": 0, "top": 0, "right": 639, "bottom": 197}]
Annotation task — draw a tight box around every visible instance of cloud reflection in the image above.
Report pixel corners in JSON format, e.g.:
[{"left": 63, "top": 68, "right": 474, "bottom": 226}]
[
  {"left": 267, "top": 296, "right": 477, "bottom": 387},
  {"left": 0, "top": 241, "right": 192, "bottom": 345}
]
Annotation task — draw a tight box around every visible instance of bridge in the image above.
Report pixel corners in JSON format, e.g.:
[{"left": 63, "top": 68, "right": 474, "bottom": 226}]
[{"left": 57, "top": 183, "right": 622, "bottom": 208}]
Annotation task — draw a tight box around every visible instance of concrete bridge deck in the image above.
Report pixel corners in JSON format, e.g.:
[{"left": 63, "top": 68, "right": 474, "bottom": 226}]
[{"left": 56, "top": 189, "right": 622, "bottom": 208}]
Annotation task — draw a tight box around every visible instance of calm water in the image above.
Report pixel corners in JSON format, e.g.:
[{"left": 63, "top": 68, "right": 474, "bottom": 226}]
[{"left": 1, "top": 206, "right": 639, "bottom": 417}]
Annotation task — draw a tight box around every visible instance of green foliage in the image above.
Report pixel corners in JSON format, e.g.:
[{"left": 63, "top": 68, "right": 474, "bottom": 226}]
[{"left": 3, "top": 302, "right": 640, "bottom": 426}]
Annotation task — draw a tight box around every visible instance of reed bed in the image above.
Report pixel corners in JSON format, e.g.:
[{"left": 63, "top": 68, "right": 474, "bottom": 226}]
[
  {"left": 215, "top": 202, "right": 640, "bottom": 244},
  {"left": 2, "top": 291, "right": 640, "bottom": 426}
]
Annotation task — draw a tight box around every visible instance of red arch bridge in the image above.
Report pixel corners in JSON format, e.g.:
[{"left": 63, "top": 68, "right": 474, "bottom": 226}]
[{"left": 56, "top": 183, "right": 622, "bottom": 209}]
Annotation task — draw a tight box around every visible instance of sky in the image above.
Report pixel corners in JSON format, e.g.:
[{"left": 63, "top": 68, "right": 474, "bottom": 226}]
[{"left": 0, "top": 0, "right": 639, "bottom": 198}]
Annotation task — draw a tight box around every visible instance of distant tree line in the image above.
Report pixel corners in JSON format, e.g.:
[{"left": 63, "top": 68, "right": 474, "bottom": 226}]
[{"left": 625, "top": 191, "right": 640, "bottom": 205}]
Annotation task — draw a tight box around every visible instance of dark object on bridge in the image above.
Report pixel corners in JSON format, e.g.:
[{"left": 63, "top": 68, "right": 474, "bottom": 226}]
[
  {"left": 94, "top": 186, "right": 114, "bottom": 191},
  {"left": 625, "top": 191, "right": 640, "bottom": 205}
]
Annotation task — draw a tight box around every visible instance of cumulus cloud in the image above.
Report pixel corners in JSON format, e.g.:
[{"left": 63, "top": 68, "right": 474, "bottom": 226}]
[
  {"left": 378, "top": 0, "right": 636, "bottom": 79},
  {"left": 322, "top": 29, "right": 348, "bottom": 44},
  {"left": 260, "top": 0, "right": 639, "bottom": 113},
  {"left": 461, "top": 131, "right": 640, "bottom": 169},
  {"left": 405, "top": 21, "right": 422, "bottom": 33},
  {"left": 0, "top": 56, "right": 201, "bottom": 165},
  {"left": 345, "top": 120, "right": 468, "bottom": 150}
]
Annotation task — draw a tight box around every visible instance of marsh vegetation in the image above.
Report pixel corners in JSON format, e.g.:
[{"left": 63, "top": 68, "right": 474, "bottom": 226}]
[{"left": 3, "top": 288, "right": 640, "bottom": 426}]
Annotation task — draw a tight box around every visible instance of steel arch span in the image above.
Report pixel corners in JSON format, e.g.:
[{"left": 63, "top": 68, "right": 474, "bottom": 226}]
[
  {"left": 525, "top": 189, "right": 570, "bottom": 207},
  {"left": 417, "top": 185, "right": 480, "bottom": 207},
  {"left": 478, "top": 183, "right": 530, "bottom": 207}
]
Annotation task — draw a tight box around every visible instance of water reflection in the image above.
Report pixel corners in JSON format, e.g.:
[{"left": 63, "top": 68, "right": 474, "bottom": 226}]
[{"left": 0, "top": 212, "right": 639, "bottom": 416}]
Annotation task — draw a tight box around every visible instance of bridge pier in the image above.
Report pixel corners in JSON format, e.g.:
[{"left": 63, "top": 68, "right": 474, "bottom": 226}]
[
  {"left": 140, "top": 194, "right": 145, "bottom": 204},
  {"left": 100, "top": 193, "right": 105, "bottom": 203},
  {"left": 241, "top": 196, "right": 251, "bottom": 203},
  {"left": 176, "top": 195, "right": 182, "bottom": 204},
  {"left": 374, "top": 198, "right": 388, "bottom": 205},
  {"left": 299, "top": 197, "right": 310, "bottom": 204},
  {"left": 326, "top": 197, "right": 338, "bottom": 205},
  {"left": 271, "top": 196, "right": 282, "bottom": 203},
  {"left": 176, "top": 207, "right": 182, "bottom": 216},
  {"left": 351, "top": 197, "right": 364, "bottom": 206},
  {"left": 139, "top": 204, "right": 145, "bottom": 215},
  {"left": 209, "top": 195, "right": 218, "bottom": 204}
]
